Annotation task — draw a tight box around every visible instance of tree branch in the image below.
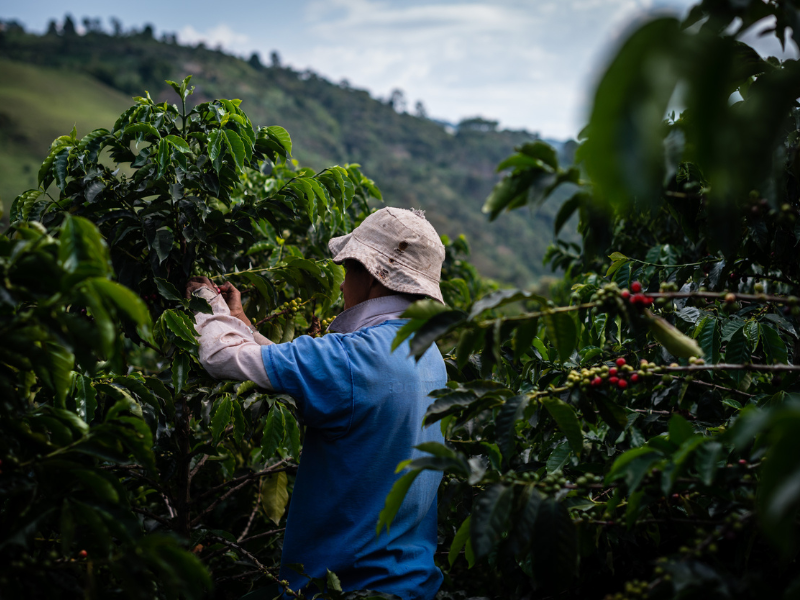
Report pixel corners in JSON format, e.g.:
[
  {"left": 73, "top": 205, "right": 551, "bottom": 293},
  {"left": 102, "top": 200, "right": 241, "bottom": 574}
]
[
  {"left": 665, "top": 363, "right": 800, "bottom": 373},
  {"left": 239, "top": 528, "right": 285, "bottom": 545},
  {"left": 238, "top": 484, "right": 263, "bottom": 542},
  {"left": 206, "top": 534, "right": 306, "bottom": 599},
  {"left": 188, "top": 455, "right": 208, "bottom": 486},
  {"left": 191, "top": 459, "right": 292, "bottom": 505},
  {"left": 672, "top": 375, "right": 756, "bottom": 397},
  {"left": 191, "top": 479, "right": 254, "bottom": 527},
  {"left": 132, "top": 507, "right": 172, "bottom": 528}
]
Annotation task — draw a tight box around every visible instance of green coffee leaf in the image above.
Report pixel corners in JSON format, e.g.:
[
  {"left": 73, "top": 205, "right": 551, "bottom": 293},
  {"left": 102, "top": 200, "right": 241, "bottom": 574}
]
[
  {"left": 542, "top": 397, "right": 583, "bottom": 457},
  {"left": 761, "top": 323, "right": 788, "bottom": 364},
  {"left": 377, "top": 470, "right": 421, "bottom": 536},
  {"left": 543, "top": 310, "right": 577, "bottom": 363},
  {"left": 470, "top": 483, "right": 514, "bottom": 559},
  {"left": 211, "top": 396, "right": 232, "bottom": 445},
  {"left": 171, "top": 352, "right": 190, "bottom": 393},
  {"left": 261, "top": 407, "right": 285, "bottom": 458},
  {"left": 261, "top": 471, "right": 289, "bottom": 525},
  {"left": 223, "top": 129, "right": 245, "bottom": 171},
  {"left": 449, "top": 515, "right": 471, "bottom": 566}
]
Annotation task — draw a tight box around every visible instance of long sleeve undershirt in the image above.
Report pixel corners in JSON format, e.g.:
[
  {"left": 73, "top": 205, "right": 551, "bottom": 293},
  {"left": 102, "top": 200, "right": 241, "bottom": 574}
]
[
  {"left": 193, "top": 286, "right": 274, "bottom": 389},
  {"left": 193, "top": 287, "right": 415, "bottom": 390}
]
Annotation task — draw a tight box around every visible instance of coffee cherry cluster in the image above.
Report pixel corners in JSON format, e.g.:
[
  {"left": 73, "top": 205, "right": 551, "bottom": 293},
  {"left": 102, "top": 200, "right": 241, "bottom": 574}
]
[
  {"left": 620, "top": 281, "right": 654, "bottom": 308},
  {"left": 517, "top": 470, "right": 602, "bottom": 495},
  {"left": 603, "top": 579, "right": 649, "bottom": 600},
  {"left": 320, "top": 317, "right": 333, "bottom": 330},
  {"left": 567, "top": 358, "right": 638, "bottom": 390},
  {"left": 590, "top": 282, "right": 626, "bottom": 312},
  {"left": 265, "top": 299, "right": 302, "bottom": 319},
  {"left": 573, "top": 472, "right": 602, "bottom": 488}
]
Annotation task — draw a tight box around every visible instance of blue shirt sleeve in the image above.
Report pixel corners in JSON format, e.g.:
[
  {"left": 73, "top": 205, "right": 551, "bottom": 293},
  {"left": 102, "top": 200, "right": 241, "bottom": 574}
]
[{"left": 261, "top": 334, "right": 354, "bottom": 438}]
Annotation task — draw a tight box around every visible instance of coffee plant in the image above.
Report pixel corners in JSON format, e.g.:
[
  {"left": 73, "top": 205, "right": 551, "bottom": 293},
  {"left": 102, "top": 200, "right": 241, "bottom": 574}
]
[
  {"left": 0, "top": 76, "right": 414, "bottom": 599},
  {"left": 378, "top": 1, "right": 800, "bottom": 598}
]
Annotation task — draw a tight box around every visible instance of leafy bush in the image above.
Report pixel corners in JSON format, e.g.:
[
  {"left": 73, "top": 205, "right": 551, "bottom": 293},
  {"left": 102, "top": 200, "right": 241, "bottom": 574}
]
[
  {"left": 6, "top": 2, "right": 800, "bottom": 599},
  {"left": 378, "top": 2, "right": 800, "bottom": 598},
  {"left": 1, "top": 76, "right": 404, "bottom": 598}
]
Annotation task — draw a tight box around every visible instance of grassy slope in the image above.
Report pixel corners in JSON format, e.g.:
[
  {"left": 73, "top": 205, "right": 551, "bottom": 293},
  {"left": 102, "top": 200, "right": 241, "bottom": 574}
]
[
  {"left": 0, "top": 58, "right": 133, "bottom": 208},
  {"left": 0, "top": 32, "right": 576, "bottom": 285}
]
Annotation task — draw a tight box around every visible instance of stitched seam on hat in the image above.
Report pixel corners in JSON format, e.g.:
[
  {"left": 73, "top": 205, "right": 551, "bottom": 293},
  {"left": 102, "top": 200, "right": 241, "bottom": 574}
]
[{"left": 349, "top": 232, "right": 441, "bottom": 283}]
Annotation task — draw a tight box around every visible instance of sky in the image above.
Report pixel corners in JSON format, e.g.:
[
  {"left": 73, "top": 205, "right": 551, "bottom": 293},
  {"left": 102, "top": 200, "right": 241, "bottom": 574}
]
[{"left": 3, "top": 0, "right": 797, "bottom": 139}]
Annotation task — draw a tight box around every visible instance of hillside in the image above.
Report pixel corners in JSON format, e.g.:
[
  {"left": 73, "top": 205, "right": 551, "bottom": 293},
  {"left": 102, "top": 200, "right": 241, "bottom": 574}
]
[{"left": 0, "top": 24, "right": 578, "bottom": 286}]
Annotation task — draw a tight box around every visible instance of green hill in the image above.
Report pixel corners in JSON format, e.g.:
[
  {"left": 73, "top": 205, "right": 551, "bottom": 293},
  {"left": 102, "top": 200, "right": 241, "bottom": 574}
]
[{"left": 0, "top": 24, "right": 577, "bottom": 286}]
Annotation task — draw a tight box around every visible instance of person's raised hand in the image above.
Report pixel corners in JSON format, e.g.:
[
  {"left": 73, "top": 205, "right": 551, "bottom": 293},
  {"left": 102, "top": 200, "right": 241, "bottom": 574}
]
[
  {"left": 185, "top": 276, "right": 216, "bottom": 299},
  {"left": 219, "top": 281, "right": 246, "bottom": 322}
]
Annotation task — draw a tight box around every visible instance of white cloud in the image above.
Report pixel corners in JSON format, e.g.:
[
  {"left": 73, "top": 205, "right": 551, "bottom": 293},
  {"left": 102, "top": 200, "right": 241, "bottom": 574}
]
[
  {"left": 178, "top": 23, "right": 252, "bottom": 54},
  {"left": 172, "top": 0, "right": 762, "bottom": 139},
  {"left": 282, "top": 0, "right": 692, "bottom": 137}
]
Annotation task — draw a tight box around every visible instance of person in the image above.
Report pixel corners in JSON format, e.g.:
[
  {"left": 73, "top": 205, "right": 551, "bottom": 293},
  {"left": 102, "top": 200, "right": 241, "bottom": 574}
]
[{"left": 185, "top": 207, "right": 447, "bottom": 600}]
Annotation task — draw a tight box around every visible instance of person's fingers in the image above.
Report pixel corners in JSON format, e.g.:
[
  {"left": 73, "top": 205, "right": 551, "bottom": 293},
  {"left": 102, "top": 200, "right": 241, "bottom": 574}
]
[
  {"left": 220, "top": 281, "right": 240, "bottom": 300},
  {"left": 185, "top": 276, "right": 215, "bottom": 299},
  {"left": 188, "top": 276, "right": 214, "bottom": 286}
]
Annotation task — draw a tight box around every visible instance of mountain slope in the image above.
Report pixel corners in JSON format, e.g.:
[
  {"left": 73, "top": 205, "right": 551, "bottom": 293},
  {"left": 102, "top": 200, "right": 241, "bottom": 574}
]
[
  {"left": 0, "top": 58, "right": 133, "bottom": 206},
  {"left": 0, "top": 27, "right": 577, "bottom": 285}
]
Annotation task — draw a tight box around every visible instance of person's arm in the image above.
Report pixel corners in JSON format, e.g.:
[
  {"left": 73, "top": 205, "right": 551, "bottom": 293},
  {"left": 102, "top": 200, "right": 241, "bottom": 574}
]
[{"left": 186, "top": 278, "right": 273, "bottom": 389}]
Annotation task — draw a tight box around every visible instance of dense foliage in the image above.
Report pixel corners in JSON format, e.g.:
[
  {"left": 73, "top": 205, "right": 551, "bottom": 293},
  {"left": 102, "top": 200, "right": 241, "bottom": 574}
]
[
  {"left": 5, "top": 1, "right": 800, "bottom": 599},
  {"left": 0, "top": 76, "right": 405, "bottom": 598},
  {"left": 0, "top": 19, "right": 577, "bottom": 286},
  {"left": 376, "top": 1, "right": 800, "bottom": 598}
]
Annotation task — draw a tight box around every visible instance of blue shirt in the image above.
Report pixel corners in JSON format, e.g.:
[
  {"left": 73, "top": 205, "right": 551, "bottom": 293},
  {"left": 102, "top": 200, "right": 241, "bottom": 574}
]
[{"left": 261, "top": 319, "right": 446, "bottom": 600}]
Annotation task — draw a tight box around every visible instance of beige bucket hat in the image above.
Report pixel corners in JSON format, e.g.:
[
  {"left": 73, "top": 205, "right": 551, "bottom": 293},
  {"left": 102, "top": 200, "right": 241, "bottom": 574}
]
[{"left": 328, "top": 207, "right": 446, "bottom": 304}]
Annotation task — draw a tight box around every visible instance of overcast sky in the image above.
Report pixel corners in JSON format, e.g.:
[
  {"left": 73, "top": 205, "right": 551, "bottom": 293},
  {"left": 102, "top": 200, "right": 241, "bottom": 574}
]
[{"left": 4, "top": 0, "right": 797, "bottom": 139}]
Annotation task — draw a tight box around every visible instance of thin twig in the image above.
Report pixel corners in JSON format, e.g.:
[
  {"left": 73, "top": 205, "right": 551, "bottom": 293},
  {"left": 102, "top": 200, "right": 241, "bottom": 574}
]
[
  {"left": 188, "top": 455, "right": 209, "bottom": 486},
  {"left": 192, "top": 459, "right": 291, "bottom": 505},
  {"left": 239, "top": 528, "right": 285, "bottom": 545},
  {"left": 213, "top": 570, "right": 268, "bottom": 584},
  {"left": 191, "top": 479, "right": 254, "bottom": 527},
  {"left": 665, "top": 363, "right": 800, "bottom": 373},
  {"left": 672, "top": 375, "right": 756, "bottom": 398},
  {"left": 120, "top": 467, "right": 172, "bottom": 500},
  {"left": 132, "top": 507, "right": 172, "bottom": 528},
  {"left": 207, "top": 534, "right": 268, "bottom": 571},
  {"left": 649, "top": 290, "right": 791, "bottom": 303},
  {"left": 206, "top": 535, "right": 306, "bottom": 599},
  {"left": 161, "top": 493, "right": 176, "bottom": 519},
  {"left": 238, "top": 484, "right": 263, "bottom": 542},
  {"left": 139, "top": 339, "right": 165, "bottom": 356}
]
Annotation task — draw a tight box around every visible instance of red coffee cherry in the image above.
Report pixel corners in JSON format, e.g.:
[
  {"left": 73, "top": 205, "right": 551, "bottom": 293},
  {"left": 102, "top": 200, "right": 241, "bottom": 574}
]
[
  {"left": 616, "top": 358, "right": 626, "bottom": 367},
  {"left": 591, "top": 377, "right": 603, "bottom": 387},
  {"left": 631, "top": 373, "right": 639, "bottom": 383},
  {"left": 79, "top": 550, "right": 88, "bottom": 558},
  {"left": 631, "top": 281, "right": 642, "bottom": 293},
  {"left": 609, "top": 367, "right": 618, "bottom": 376},
  {"left": 621, "top": 290, "right": 631, "bottom": 300},
  {"left": 617, "top": 379, "right": 628, "bottom": 389},
  {"left": 609, "top": 377, "right": 619, "bottom": 385}
]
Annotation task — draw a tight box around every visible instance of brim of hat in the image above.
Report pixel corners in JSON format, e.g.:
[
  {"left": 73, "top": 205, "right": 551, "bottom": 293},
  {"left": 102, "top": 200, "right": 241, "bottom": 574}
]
[
  {"left": 328, "top": 233, "right": 444, "bottom": 304},
  {"left": 328, "top": 233, "right": 352, "bottom": 259}
]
